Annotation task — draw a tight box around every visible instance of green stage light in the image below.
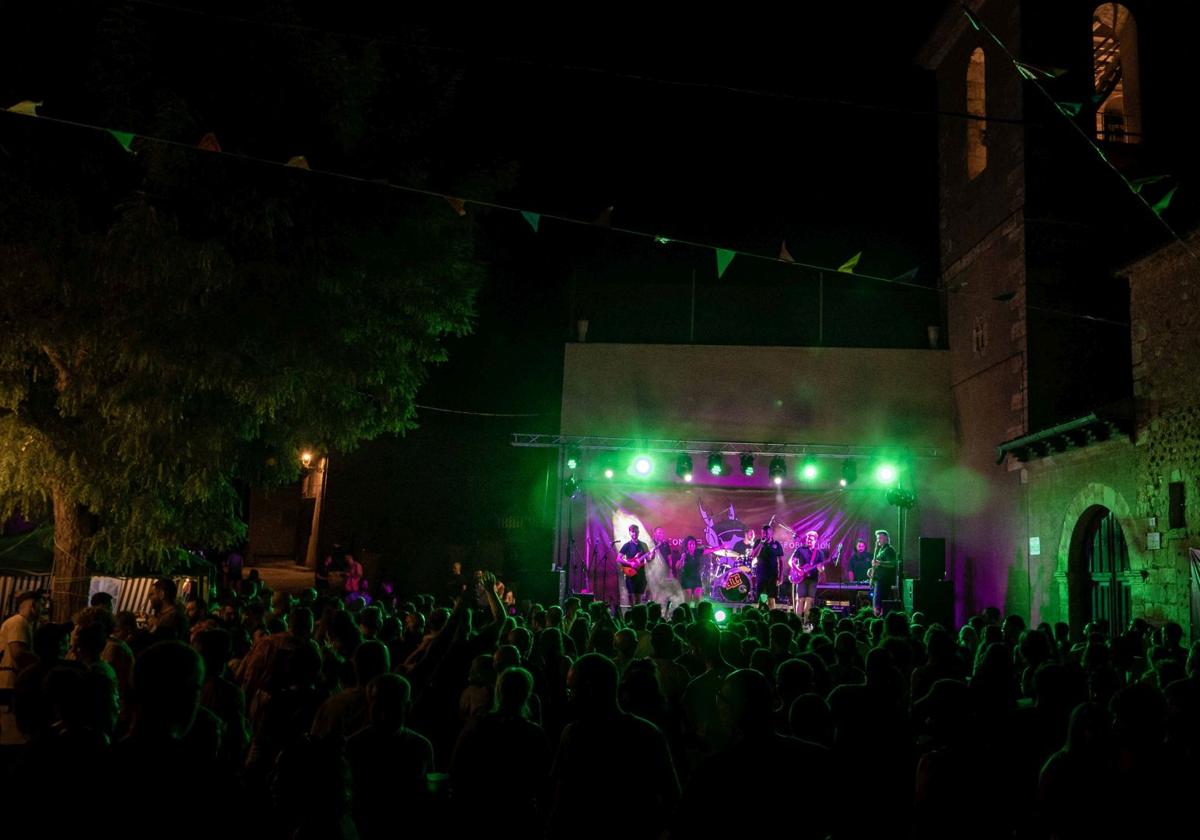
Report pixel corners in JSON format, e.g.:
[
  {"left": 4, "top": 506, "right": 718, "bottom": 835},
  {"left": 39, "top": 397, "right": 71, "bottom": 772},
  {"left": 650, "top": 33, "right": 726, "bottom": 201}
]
[
  {"left": 801, "top": 458, "right": 819, "bottom": 481},
  {"left": 633, "top": 456, "right": 653, "bottom": 476},
  {"left": 563, "top": 476, "right": 579, "bottom": 498},
  {"left": 708, "top": 453, "right": 725, "bottom": 476},
  {"left": 875, "top": 463, "right": 898, "bottom": 485},
  {"left": 676, "top": 453, "right": 693, "bottom": 482},
  {"left": 604, "top": 467, "right": 614, "bottom": 479},
  {"left": 842, "top": 459, "right": 857, "bottom": 485},
  {"left": 714, "top": 608, "right": 728, "bottom": 623},
  {"left": 566, "top": 446, "right": 582, "bottom": 471},
  {"left": 740, "top": 453, "right": 755, "bottom": 476}
]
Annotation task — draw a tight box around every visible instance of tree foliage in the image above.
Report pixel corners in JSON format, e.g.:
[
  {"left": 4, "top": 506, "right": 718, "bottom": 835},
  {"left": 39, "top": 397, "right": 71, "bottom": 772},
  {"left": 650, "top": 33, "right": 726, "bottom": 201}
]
[{"left": 0, "top": 2, "right": 490, "bottom": 577}]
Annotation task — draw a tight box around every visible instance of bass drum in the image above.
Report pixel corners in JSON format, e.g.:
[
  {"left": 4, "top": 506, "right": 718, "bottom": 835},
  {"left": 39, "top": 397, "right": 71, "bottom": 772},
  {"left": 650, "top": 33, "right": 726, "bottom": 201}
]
[{"left": 712, "top": 565, "right": 754, "bottom": 602}]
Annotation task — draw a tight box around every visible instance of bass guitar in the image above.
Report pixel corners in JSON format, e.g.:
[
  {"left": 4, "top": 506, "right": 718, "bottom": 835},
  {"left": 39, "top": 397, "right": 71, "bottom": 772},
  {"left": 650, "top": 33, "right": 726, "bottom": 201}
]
[
  {"left": 789, "top": 544, "right": 841, "bottom": 584},
  {"left": 618, "top": 547, "right": 655, "bottom": 578}
]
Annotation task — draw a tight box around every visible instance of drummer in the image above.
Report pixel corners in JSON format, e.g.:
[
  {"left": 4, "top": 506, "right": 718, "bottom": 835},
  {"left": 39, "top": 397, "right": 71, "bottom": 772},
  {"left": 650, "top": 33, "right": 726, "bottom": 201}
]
[{"left": 750, "top": 523, "right": 783, "bottom": 610}]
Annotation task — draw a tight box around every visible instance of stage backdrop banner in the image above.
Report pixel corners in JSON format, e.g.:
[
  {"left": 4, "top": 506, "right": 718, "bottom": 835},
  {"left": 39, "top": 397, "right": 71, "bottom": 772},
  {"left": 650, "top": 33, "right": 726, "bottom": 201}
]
[{"left": 580, "top": 483, "right": 894, "bottom": 605}]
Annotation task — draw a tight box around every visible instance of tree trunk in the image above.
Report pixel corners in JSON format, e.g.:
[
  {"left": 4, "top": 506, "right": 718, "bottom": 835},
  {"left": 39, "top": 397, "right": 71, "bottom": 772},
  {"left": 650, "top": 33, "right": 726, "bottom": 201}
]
[{"left": 51, "top": 487, "right": 91, "bottom": 622}]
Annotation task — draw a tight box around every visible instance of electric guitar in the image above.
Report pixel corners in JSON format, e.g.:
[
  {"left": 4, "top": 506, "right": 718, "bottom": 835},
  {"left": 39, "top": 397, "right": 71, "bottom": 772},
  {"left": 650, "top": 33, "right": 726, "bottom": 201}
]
[
  {"left": 618, "top": 546, "right": 655, "bottom": 577},
  {"left": 789, "top": 544, "right": 841, "bottom": 584}
]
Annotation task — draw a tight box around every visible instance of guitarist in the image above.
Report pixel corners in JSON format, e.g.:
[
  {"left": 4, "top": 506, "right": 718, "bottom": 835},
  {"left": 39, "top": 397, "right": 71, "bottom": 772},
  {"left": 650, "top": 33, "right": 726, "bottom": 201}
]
[
  {"left": 619, "top": 524, "right": 652, "bottom": 605},
  {"left": 750, "top": 523, "right": 783, "bottom": 610},
  {"left": 870, "top": 529, "right": 898, "bottom": 616},
  {"left": 790, "top": 530, "right": 826, "bottom": 617}
]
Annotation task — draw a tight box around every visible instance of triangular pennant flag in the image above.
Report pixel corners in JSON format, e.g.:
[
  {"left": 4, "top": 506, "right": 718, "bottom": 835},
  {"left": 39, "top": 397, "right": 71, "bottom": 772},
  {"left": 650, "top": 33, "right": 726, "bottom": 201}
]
[
  {"left": 109, "top": 130, "right": 135, "bottom": 153},
  {"left": 594, "top": 206, "right": 613, "bottom": 227},
  {"left": 894, "top": 267, "right": 919, "bottom": 283},
  {"left": 1131, "top": 174, "right": 1170, "bottom": 194},
  {"left": 962, "top": 6, "right": 982, "bottom": 30},
  {"left": 779, "top": 240, "right": 795, "bottom": 263},
  {"left": 198, "top": 132, "right": 222, "bottom": 152},
  {"left": 1056, "top": 101, "right": 1082, "bottom": 117},
  {"left": 521, "top": 211, "right": 540, "bottom": 233},
  {"left": 445, "top": 196, "right": 466, "bottom": 217},
  {"left": 715, "top": 248, "right": 735, "bottom": 279},
  {"left": 286, "top": 155, "right": 309, "bottom": 169},
  {"left": 1016, "top": 61, "right": 1066, "bottom": 80},
  {"left": 1151, "top": 184, "right": 1179, "bottom": 215},
  {"left": 654, "top": 235, "right": 672, "bottom": 245},
  {"left": 837, "top": 252, "right": 861, "bottom": 274},
  {"left": 6, "top": 100, "right": 41, "bottom": 116}
]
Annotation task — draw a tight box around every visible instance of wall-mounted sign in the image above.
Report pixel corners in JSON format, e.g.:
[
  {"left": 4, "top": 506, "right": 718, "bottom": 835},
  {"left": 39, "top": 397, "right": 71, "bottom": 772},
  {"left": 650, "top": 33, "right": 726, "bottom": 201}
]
[
  {"left": 1029, "top": 537, "right": 1041, "bottom": 556},
  {"left": 1147, "top": 532, "right": 1161, "bottom": 550}
]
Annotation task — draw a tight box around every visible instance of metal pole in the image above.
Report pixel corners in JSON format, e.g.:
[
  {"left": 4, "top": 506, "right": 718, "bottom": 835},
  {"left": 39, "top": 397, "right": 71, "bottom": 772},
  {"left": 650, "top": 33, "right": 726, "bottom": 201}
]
[
  {"left": 819, "top": 271, "right": 824, "bottom": 346},
  {"left": 690, "top": 269, "right": 696, "bottom": 343}
]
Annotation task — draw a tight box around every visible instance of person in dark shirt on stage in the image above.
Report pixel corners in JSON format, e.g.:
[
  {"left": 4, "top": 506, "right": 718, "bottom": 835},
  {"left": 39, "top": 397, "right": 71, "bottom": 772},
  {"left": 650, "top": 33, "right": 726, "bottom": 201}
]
[
  {"left": 751, "top": 523, "right": 782, "bottom": 610},
  {"left": 848, "top": 538, "right": 873, "bottom": 582},
  {"left": 619, "top": 525, "right": 651, "bottom": 606},
  {"left": 791, "top": 530, "right": 826, "bottom": 618},
  {"left": 870, "top": 529, "right": 898, "bottom": 615},
  {"left": 678, "top": 536, "right": 708, "bottom": 604}
]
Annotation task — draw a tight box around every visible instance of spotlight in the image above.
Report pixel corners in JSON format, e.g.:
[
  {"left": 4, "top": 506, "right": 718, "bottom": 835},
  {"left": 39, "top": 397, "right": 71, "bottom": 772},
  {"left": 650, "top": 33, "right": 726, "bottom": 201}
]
[
  {"left": 633, "top": 456, "right": 653, "bottom": 476},
  {"left": 708, "top": 453, "right": 725, "bottom": 476},
  {"left": 714, "top": 608, "right": 728, "bottom": 623},
  {"left": 740, "top": 453, "right": 755, "bottom": 477},
  {"left": 842, "top": 459, "right": 858, "bottom": 485},
  {"left": 801, "top": 457, "right": 818, "bottom": 481},
  {"left": 563, "top": 476, "right": 580, "bottom": 498},
  {"left": 676, "top": 453, "right": 693, "bottom": 482},
  {"left": 875, "top": 463, "right": 898, "bottom": 485},
  {"left": 886, "top": 488, "right": 916, "bottom": 509},
  {"left": 604, "top": 467, "right": 615, "bottom": 479},
  {"left": 839, "top": 478, "right": 848, "bottom": 487},
  {"left": 769, "top": 456, "right": 786, "bottom": 486},
  {"left": 566, "top": 446, "right": 582, "bottom": 471}
]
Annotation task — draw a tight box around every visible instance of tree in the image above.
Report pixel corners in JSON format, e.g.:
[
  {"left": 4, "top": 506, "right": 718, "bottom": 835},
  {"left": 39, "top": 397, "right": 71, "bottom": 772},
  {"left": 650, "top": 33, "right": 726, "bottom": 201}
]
[{"left": 0, "top": 3, "right": 490, "bottom": 618}]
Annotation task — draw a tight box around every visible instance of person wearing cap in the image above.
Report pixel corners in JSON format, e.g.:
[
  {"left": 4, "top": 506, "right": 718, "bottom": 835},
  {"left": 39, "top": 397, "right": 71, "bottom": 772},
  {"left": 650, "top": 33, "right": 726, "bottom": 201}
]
[
  {"left": 1, "top": 590, "right": 44, "bottom": 745},
  {"left": 871, "top": 530, "right": 898, "bottom": 615}
]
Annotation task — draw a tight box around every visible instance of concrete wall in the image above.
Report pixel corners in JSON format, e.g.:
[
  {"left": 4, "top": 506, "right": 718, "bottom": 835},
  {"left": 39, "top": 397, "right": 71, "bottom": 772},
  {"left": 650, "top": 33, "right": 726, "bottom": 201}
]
[{"left": 561, "top": 343, "right": 953, "bottom": 447}]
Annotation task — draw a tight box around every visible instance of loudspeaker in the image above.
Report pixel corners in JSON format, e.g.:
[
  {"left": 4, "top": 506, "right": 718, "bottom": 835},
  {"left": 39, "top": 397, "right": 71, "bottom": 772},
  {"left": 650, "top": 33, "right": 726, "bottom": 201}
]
[
  {"left": 919, "top": 537, "right": 946, "bottom": 581},
  {"left": 904, "top": 578, "right": 953, "bottom": 627}
]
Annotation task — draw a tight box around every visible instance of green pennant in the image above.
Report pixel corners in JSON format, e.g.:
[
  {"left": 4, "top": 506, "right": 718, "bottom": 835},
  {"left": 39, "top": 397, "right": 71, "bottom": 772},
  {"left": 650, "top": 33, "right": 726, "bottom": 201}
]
[
  {"left": 715, "top": 248, "right": 735, "bottom": 279},
  {"left": 837, "top": 252, "right": 861, "bottom": 274},
  {"left": 1151, "top": 185, "right": 1178, "bottom": 215},
  {"left": 1056, "top": 101, "right": 1082, "bottom": 117},
  {"left": 1016, "top": 63, "right": 1037, "bottom": 81},
  {"left": 654, "top": 235, "right": 672, "bottom": 245},
  {"left": 109, "top": 130, "right": 135, "bottom": 153},
  {"left": 963, "top": 6, "right": 982, "bottom": 30},
  {"left": 894, "top": 267, "right": 919, "bottom": 283},
  {"left": 1131, "top": 175, "right": 1169, "bottom": 194},
  {"left": 521, "top": 211, "right": 540, "bottom": 233}
]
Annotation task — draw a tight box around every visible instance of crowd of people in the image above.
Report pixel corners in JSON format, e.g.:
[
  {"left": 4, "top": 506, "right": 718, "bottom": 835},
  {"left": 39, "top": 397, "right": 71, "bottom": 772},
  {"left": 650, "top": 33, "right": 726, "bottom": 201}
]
[{"left": 0, "top": 565, "right": 1197, "bottom": 839}]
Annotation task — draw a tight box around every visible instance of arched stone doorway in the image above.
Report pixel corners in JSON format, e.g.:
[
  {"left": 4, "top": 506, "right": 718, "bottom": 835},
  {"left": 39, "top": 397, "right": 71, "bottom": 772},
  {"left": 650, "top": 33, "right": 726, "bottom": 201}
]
[{"left": 1067, "top": 505, "right": 1133, "bottom": 636}]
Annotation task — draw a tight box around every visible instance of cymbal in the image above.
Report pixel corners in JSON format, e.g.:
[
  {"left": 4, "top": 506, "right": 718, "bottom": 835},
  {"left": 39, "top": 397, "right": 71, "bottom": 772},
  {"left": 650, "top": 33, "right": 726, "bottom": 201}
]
[
  {"left": 712, "top": 548, "right": 742, "bottom": 558},
  {"left": 774, "top": 521, "right": 796, "bottom": 534}
]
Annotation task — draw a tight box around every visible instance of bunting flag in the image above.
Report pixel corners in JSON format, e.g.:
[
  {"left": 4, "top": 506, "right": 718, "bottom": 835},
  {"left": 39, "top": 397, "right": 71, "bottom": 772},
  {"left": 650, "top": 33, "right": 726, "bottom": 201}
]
[
  {"left": 1131, "top": 175, "right": 1169, "bottom": 195},
  {"left": 521, "top": 211, "right": 540, "bottom": 232},
  {"left": 779, "top": 240, "right": 795, "bottom": 263},
  {"left": 1056, "top": 101, "right": 1082, "bottom": 117},
  {"left": 715, "top": 248, "right": 735, "bottom": 278},
  {"left": 837, "top": 252, "right": 861, "bottom": 274},
  {"left": 894, "top": 267, "right": 918, "bottom": 283},
  {"left": 6, "top": 100, "right": 41, "bottom": 116},
  {"left": 963, "top": 6, "right": 982, "bottom": 30},
  {"left": 593, "top": 206, "right": 613, "bottom": 227},
  {"left": 197, "top": 132, "right": 222, "bottom": 152},
  {"left": 445, "top": 196, "right": 466, "bottom": 217},
  {"left": 654, "top": 235, "right": 671, "bottom": 245},
  {"left": 109, "top": 130, "right": 135, "bottom": 153},
  {"left": 285, "top": 155, "right": 309, "bottom": 169},
  {"left": 1151, "top": 185, "right": 1178, "bottom": 216},
  {"left": 1016, "top": 62, "right": 1066, "bottom": 80}
]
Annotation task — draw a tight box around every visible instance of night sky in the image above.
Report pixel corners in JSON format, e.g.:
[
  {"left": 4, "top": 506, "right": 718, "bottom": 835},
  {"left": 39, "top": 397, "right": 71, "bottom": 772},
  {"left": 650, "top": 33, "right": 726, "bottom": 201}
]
[{"left": 2, "top": 2, "right": 956, "bottom": 583}]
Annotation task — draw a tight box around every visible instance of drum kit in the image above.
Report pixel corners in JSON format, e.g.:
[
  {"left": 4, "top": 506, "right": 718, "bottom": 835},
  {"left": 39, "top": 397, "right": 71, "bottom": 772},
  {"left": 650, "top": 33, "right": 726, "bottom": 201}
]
[{"left": 704, "top": 521, "right": 796, "bottom": 602}]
